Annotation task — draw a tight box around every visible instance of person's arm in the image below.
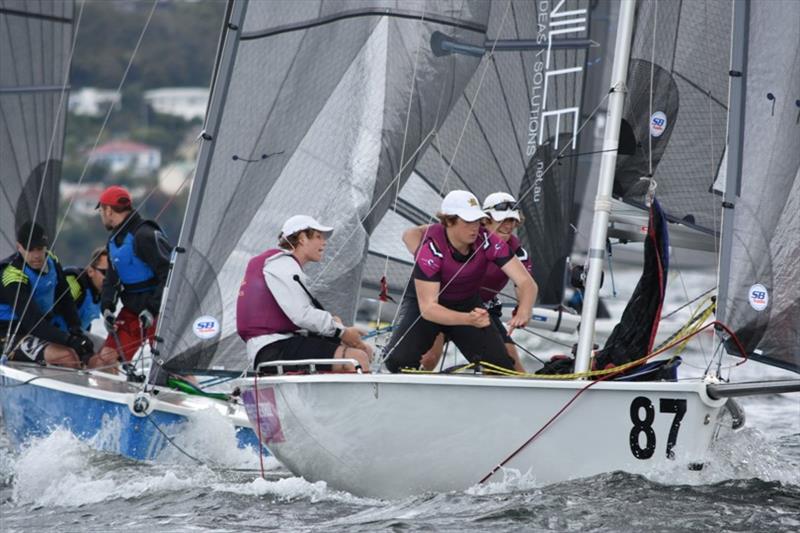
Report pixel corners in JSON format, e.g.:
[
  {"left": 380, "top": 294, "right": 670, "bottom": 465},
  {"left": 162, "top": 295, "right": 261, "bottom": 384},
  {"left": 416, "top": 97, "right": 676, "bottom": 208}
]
[
  {"left": 500, "top": 257, "right": 537, "bottom": 333},
  {"left": 414, "top": 279, "right": 489, "bottom": 327},
  {"left": 134, "top": 224, "right": 172, "bottom": 313},
  {"left": 100, "top": 245, "right": 119, "bottom": 313},
  {"left": 52, "top": 261, "right": 82, "bottom": 330},
  {"left": 402, "top": 225, "right": 431, "bottom": 256}
]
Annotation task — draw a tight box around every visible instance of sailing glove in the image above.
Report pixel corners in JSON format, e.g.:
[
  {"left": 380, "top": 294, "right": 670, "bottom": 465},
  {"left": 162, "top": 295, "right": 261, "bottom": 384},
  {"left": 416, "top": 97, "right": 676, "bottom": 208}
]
[
  {"left": 138, "top": 309, "right": 155, "bottom": 330},
  {"left": 102, "top": 309, "right": 116, "bottom": 333},
  {"left": 67, "top": 333, "right": 94, "bottom": 363}
]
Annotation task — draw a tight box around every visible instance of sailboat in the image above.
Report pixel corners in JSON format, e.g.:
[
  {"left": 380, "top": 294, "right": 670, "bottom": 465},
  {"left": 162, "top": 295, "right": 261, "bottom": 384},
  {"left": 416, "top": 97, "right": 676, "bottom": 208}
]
[
  {"left": 0, "top": 1, "right": 259, "bottom": 461},
  {"left": 229, "top": 0, "right": 799, "bottom": 498}
]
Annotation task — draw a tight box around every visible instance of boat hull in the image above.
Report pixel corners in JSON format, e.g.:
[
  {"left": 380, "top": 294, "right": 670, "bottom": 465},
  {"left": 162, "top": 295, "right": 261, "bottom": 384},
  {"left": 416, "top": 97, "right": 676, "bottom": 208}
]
[
  {"left": 0, "top": 363, "right": 260, "bottom": 460},
  {"left": 240, "top": 374, "right": 728, "bottom": 498}
]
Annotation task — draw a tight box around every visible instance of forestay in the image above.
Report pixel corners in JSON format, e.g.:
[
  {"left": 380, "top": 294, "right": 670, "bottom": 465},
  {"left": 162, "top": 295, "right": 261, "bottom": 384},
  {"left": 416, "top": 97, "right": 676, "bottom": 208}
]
[
  {"left": 718, "top": 1, "right": 799, "bottom": 373},
  {"left": 0, "top": 0, "right": 74, "bottom": 255},
  {"left": 154, "top": 0, "right": 489, "bottom": 374}
]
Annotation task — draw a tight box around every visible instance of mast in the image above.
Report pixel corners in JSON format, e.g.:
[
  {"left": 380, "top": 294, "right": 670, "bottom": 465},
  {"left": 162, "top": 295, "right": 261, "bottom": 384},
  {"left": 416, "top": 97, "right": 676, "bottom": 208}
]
[
  {"left": 715, "top": 0, "right": 749, "bottom": 326},
  {"left": 574, "top": 0, "right": 636, "bottom": 374},
  {"left": 149, "top": 0, "right": 248, "bottom": 384}
]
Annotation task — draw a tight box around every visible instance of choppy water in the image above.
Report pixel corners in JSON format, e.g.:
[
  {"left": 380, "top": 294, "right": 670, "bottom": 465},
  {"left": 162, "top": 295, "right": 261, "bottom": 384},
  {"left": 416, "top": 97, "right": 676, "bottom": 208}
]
[{"left": 2, "top": 268, "right": 799, "bottom": 532}]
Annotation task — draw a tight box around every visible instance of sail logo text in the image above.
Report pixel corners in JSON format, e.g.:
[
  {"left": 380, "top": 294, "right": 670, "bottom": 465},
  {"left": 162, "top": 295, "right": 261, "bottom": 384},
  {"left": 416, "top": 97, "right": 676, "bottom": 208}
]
[
  {"left": 748, "top": 284, "right": 769, "bottom": 311},
  {"left": 526, "top": 0, "right": 586, "bottom": 159},
  {"left": 192, "top": 315, "right": 220, "bottom": 339}
]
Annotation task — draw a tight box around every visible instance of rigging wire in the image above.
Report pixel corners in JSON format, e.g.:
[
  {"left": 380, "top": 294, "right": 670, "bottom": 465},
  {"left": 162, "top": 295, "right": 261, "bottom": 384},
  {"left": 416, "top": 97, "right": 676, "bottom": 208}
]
[{"left": 4, "top": 0, "right": 161, "bottom": 356}]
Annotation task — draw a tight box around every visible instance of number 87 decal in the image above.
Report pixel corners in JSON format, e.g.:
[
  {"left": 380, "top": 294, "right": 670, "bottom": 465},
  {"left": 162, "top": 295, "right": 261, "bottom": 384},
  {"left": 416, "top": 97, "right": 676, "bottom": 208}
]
[{"left": 629, "top": 397, "right": 687, "bottom": 459}]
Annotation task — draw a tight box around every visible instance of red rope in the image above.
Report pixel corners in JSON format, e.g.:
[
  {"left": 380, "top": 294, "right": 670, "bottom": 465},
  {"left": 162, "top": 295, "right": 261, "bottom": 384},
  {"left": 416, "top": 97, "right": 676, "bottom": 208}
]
[
  {"left": 478, "top": 320, "right": 749, "bottom": 484},
  {"left": 252, "top": 373, "right": 266, "bottom": 479}
]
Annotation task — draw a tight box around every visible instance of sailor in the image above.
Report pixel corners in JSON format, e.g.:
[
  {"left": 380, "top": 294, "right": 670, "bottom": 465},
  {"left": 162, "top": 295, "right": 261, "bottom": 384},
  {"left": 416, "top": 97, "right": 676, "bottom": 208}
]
[
  {"left": 402, "top": 192, "right": 537, "bottom": 372},
  {"left": 236, "top": 215, "right": 371, "bottom": 374},
  {"left": 0, "top": 222, "right": 93, "bottom": 367},
  {"left": 92, "top": 186, "right": 172, "bottom": 369},
  {"left": 63, "top": 247, "right": 108, "bottom": 332},
  {"left": 384, "top": 190, "right": 536, "bottom": 373}
]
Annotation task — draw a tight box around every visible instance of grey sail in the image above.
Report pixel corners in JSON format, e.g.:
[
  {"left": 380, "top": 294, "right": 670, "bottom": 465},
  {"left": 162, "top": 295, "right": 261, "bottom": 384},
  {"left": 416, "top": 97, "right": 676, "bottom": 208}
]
[
  {"left": 719, "top": 1, "right": 799, "bottom": 373},
  {"left": 0, "top": 0, "right": 74, "bottom": 255},
  {"left": 155, "top": 0, "right": 489, "bottom": 373},
  {"left": 613, "top": 0, "right": 731, "bottom": 235},
  {"left": 366, "top": 0, "right": 591, "bottom": 309}
]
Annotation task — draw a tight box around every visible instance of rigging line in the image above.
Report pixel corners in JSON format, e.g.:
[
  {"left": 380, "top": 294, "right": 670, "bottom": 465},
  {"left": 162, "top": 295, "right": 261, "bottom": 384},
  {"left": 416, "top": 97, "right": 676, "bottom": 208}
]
[
  {"left": 143, "top": 413, "right": 204, "bottom": 465},
  {"left": 648, "top": 0, "right": 657, "bottom": 179},
  {"left": 377, "top": 1, "right": 429, "bottom": 331},
  {"left": 2, "top": 0, "right": 87, "bottom": 353},
  {"left": 660, "top": 286, "right": 716, "bottom": 320},
  {"left": 385, "top": 1, "right": 515, "bottom": 331}
]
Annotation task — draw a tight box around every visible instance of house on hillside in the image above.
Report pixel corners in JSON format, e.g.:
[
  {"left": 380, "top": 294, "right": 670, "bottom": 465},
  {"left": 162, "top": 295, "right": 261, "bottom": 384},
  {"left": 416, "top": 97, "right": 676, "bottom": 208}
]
[
  {"left": 144, "top": 87, "right": 208, "bottom": 121},
  {"left": 68, "top": 87, "right": 121, "bottom": 116},
  {"left": 88, "top": 140, "right": 161, "bottom": 177}
]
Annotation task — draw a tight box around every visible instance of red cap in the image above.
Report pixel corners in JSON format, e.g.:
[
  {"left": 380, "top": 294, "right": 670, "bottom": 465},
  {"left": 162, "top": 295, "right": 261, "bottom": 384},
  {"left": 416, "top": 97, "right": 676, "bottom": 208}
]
[{"left": 96, "top": 185, "right": 132, "bottom": 209}]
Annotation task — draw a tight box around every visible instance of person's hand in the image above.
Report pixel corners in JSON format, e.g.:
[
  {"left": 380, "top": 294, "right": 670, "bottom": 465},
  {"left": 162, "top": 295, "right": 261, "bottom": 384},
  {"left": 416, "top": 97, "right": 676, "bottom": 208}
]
[
  {"left": 507, "top": 306, "right": 531, "bottom": 335},
  {"left": 138, "top": 309, "right": 155, "bottom": 330},
  {"left": 67, "top": 334, "right": 94, "bottom": 363},
  {"left": 467, "top": 307, "right": 490, "bottom": 328},
  {"left": 341, "top": 326, "right": 369, "bottom": 351},
  {"left": 102, "top": 309, "right": 116, "bottom": 333}
]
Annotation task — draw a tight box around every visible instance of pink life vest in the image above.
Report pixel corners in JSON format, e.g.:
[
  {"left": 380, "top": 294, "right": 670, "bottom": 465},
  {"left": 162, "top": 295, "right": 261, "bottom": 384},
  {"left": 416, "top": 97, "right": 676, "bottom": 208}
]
[
  {"left": 415, "top": 224, "right": 511, "bottom": 302},
  {"left": 236, "top": 249, "right": 300, "bottom": 341},
  {"left": 479, "top": 234, "right": 533, "bottom": 302}
]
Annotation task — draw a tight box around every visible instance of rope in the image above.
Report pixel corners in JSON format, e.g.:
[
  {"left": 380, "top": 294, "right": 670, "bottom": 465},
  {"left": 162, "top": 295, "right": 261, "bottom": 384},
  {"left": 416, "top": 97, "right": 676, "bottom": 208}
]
[{"left": 252, "top": 373, "right": 267, "bottom": 479}]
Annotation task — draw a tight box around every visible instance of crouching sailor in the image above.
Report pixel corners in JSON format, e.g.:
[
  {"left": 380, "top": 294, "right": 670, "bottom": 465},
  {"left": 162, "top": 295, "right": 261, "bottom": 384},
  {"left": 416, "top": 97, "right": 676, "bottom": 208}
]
[
  {"left": 237, "top": 215, "right": 371, "bottom": 374},
  {"left": 383, "top": 190, "right": 535, "bottom": 373},
  {"left": 0, "top": 222, "right": 94, "bottom": 367}
]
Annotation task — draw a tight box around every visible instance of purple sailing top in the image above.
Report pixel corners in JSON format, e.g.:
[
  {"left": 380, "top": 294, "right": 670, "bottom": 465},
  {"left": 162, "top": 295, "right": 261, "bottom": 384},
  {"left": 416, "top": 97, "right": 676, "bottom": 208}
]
[
  {"left": 479, "top": 234, "right": 532, "bottom": 302},
  {"left": 413, "top": 224, "right": 512, "bottom": 302}
]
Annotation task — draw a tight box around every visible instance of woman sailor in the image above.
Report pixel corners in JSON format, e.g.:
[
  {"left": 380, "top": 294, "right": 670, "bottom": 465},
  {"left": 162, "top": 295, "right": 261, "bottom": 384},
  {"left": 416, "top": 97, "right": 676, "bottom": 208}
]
[
  {"left": 236, "top": 215, "right": 371, "bottom": 374},
  {"left": 401, "top": 192, "right": 536, "bottom": 372},
  {"left": 383, "top": 190, "right": 536, "bottom": 373}
]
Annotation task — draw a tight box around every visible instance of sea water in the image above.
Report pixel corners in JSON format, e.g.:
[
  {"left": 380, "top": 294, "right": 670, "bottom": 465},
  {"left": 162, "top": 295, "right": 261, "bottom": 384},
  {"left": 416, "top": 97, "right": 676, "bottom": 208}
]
[{"left": 2, "top": 268, "right": 799, "bottom": 532}]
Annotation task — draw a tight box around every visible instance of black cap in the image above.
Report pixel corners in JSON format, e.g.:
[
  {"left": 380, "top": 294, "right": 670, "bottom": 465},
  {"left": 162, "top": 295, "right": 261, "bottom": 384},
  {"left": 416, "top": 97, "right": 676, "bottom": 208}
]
[{"left": 16, "top": 221, "right": 48, "bottom": 250}]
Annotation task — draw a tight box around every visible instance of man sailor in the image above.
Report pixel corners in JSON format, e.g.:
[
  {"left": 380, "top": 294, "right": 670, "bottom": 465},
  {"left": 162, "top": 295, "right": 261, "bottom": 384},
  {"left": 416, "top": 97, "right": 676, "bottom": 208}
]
[
  {"left": 91, "top": 186, "right": 172, "bottom": 369},
  {"left": 0, "top": 222, "right": 93, "bottom": 367},
  {"left": 236, "top": 215, "right": 371, "bottom": 373},
  {"left": 63, "top": 247, "right": 108, "bottom": 332}
]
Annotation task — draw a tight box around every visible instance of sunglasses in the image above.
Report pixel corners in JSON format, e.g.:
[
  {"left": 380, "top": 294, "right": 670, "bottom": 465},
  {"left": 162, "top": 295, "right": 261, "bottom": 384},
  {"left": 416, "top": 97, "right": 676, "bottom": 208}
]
[
  {"left": 486, "top": 201, "right": 518, "bottom": 211},
  {"left": 94, "top": 267, "right": 108, "bottom": 275}
]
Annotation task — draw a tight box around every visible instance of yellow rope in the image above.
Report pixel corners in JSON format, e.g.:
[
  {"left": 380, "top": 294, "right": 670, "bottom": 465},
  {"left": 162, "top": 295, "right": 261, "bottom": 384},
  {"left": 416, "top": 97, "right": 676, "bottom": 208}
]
[{"left": 399, "top": 299, "right": 717, "bottom": 380}]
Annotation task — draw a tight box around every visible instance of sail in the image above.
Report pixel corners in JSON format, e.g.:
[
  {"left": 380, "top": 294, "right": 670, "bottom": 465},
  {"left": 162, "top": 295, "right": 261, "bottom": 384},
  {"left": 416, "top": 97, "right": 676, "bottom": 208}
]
[
  {"left": 720, "top": 1, "right": 800, "bottom": 373},
  {"left": 613, "top": 0, "right": 731, "bottom": 235},
  {"left": 155, "top": 0, "right": 490, "bottom": 373},
  {"left": 0, "top": 0, "right": 74, "bottom": 256},
  {"left": 366, "top": 0, "right": 591, "bottom": 310}
]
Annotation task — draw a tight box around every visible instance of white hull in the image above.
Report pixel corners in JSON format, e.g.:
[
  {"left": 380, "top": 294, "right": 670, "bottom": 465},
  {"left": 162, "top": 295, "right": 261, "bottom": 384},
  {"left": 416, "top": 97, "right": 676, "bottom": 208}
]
[{"left": 240, "top": 373, "right": 730, "bottom": 498}]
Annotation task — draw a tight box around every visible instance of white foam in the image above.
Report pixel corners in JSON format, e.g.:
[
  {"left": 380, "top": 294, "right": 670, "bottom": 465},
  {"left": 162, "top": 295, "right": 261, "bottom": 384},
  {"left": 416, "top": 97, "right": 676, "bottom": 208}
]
[{"left": 465, "top": 467, "right": 540, "bottom": 496}]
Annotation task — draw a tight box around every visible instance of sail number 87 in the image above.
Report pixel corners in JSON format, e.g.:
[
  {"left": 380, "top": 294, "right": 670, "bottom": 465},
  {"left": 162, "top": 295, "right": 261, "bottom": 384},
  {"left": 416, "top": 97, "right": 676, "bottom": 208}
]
[{"left": 629, "top": 396, "right": 687, "bottom": 460}]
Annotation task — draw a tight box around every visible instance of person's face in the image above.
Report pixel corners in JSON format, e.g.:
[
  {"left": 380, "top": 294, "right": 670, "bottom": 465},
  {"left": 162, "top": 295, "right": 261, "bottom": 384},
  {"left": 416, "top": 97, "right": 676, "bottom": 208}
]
[
  {"left": 99, "top": 205, "right": 116, "bottom": 230},
  {"left": 87, "top": 254, "right": 108, "bottom": 292},
  {"left": 485, "top": 217, "right": 518, "bottom": 241},
  {"left": 297, "top": 230, "right": 327, "bottom": 263},
  {"left": 450, "top": 217, "right": 482, "bottom": 247},
  {"left": 16, "top": 244, "right": 47, "bottom": 270}
]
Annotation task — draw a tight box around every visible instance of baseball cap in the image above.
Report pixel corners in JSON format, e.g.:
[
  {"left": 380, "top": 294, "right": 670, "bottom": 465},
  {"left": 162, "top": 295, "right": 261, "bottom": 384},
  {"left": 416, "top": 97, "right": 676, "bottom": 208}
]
[
  {"left": 96, "top": 185, "right": 132, "bottom": 209},
  {"left": 16, "top": 221, "right": 48, "bottom": 249},
  {"left": 440, "top": 190, "right": 487, "bottom": 222},
  {"left": 279, "top": 215, "right": 334, "bottom": 240},
  {"left": 483, "top": 192, "right": 521, "bottom": 222}
]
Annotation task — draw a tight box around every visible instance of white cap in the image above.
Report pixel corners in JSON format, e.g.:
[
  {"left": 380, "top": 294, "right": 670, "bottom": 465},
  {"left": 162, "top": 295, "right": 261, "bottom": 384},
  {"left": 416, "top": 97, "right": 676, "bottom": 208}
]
[
  {"left": 482, "top": 191, "right": 521, "bottom": 222},
  {"left": 279, "top": 214, "right": 333, "bottom": 240},
  {"left": 440, "top": 190, "right": 487, "bottom": 222}
]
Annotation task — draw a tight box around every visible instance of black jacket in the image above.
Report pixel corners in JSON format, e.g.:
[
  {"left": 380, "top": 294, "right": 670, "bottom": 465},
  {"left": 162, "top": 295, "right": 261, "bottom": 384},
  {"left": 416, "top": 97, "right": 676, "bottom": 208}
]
[{"left": 101, "top": 212, "right": 172, "bottom": 315}]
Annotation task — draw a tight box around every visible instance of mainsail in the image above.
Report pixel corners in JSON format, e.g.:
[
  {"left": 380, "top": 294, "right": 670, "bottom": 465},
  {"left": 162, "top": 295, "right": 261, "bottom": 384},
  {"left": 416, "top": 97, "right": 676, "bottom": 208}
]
[
  {"left": 367, "top": 0, "right": 591, "bottom": 307},
  {"left": 0, "top": 0, "right": 74, "bottom": 255},
  {"left": 718, "top": 0, "right": 799, "bottom": 373},
  {"left": 155, "top": 0, "right": 490, "bottom": 373}
]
